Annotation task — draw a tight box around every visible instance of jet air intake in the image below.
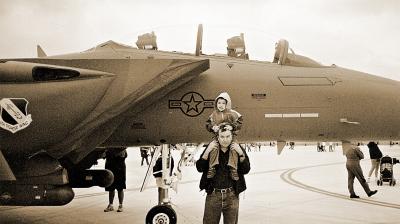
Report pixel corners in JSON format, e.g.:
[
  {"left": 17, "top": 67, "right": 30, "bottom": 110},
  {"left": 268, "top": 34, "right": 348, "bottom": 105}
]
[{"left": 0, "top": 61, "right": 79, "bottom": 82}]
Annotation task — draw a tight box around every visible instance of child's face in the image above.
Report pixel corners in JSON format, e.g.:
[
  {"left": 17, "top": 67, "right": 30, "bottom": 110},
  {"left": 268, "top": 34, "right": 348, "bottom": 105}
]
[{"left": 216, "top": 98, "right": 227, "bottom": 111}]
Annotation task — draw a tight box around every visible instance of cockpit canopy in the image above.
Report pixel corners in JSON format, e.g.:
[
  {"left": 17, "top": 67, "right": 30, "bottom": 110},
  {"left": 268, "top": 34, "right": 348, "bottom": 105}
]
[
  {"left": 273, "top": 39, "right": 322, "bottom": 67},
  {"left": 132, "top": 25, "right": 323, "bottom": 67}
]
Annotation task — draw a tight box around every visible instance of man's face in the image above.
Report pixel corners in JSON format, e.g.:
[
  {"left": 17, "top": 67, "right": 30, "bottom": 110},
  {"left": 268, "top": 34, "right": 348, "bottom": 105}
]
[
  {"left": 218, "top": 130, "right": 233, "bottom": 148},
  {"left": 216, "top": 98, "right": 227, "bottom": 112}
]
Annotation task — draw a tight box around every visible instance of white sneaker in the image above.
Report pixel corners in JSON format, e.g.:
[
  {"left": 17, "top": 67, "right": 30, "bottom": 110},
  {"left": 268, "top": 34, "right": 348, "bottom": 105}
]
[
  {"left": 104, "top": 204, "right": 114, "bottom": 212},
  {"left": 117, "top": 205, "right": 123, "bottom": 212}
]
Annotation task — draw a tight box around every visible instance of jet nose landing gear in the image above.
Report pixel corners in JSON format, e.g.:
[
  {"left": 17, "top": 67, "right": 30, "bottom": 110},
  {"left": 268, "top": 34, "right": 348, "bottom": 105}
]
[
  {"left": 142, "top": 144, "right": 181, "bottom": 224},
  {"left": 146, "top": 205, "right": 177, "bottom": 224}
]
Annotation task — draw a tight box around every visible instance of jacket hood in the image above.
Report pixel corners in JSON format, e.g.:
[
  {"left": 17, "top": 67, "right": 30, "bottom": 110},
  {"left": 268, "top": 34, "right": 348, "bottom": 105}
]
[{"left": 215, "top": 92, "right": 232, "bottom": 110}]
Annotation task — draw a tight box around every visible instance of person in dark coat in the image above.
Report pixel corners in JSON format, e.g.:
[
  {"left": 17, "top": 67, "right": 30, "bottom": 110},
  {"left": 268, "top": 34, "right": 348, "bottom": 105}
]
[
  {"left": 344, "top": 143, "right": 377, "bottom": 198},
  {"left": 140, "top": 147, "right": 149, "bottom": 166},
  {"left": 153, "top": 155, "right": 174, "bottom": 205},
  {"left": 104, "top": 147, "right": 127, "bottom": 212},
  {"left": 367, "top": 141, "right": 383, "bottom": 182},
  {"left": 196, "top": 123, "right": 250, "bottom": 224}
]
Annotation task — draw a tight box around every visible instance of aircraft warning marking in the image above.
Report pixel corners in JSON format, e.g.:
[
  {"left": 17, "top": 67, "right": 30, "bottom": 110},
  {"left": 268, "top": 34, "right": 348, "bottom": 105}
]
[
  {"left": 227, "top": 63, "right": 234, "bottom": 68},
  {"left": 251, "top": 93, "right": 267, "bottom": 100},
  {"left": 265, "top": 113, "right": 319, "bottom": 118},
  {"left": 169, "top": 92, "right": 214, "bottom": 117},
  {"left": 0, "top": 98, "right": 32, "bottom": 133}
]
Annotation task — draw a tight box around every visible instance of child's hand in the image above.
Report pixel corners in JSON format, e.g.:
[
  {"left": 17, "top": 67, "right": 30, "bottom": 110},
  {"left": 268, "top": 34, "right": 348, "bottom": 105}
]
[
  {"left": 202, "top": 141, "right": 217, "bottom": 160},
  {"left": 212, "top": 125, "right": 220, "bottom": 132},
  {"left": 204, "top": 145, "right": 214, "bottom": 155}
]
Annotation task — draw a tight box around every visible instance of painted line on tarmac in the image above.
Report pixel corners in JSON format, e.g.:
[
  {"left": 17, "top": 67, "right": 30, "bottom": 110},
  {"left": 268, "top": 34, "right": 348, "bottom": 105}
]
[{"left": 280, "top": 163, "right": 400, "bottom": 209}]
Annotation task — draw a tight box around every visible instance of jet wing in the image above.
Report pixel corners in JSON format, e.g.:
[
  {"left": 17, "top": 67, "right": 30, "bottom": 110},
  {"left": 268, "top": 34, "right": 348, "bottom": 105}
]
[{"left": 48, "top": 59, "right": 209, "bottom": 164}]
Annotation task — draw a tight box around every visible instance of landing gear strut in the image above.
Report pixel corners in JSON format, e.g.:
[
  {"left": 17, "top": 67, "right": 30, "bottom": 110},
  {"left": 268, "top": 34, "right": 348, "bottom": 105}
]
[{"left": 144, "top": 144, "right": 177, "bottom": 224}]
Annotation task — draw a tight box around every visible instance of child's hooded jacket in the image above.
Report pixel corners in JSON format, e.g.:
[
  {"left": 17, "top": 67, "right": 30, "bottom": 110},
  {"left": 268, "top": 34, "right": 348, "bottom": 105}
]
[{"left": 206, "top": 92, "right": 243, "bottom": 134}]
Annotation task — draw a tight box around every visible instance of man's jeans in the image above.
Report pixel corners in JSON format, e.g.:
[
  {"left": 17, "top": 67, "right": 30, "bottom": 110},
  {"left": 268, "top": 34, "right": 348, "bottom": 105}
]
[{"left": 203, "top": 190, "right": 239, "bottom": 224}]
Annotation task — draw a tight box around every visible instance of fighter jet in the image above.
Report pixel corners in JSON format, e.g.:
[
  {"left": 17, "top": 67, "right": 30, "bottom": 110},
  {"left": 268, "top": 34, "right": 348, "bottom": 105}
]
[{"left": 1, "top": 24, "right": 399, "bottom": 223}]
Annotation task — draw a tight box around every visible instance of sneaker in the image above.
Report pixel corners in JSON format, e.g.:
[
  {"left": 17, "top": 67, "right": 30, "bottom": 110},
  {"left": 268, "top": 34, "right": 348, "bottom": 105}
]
[
  {"left": 230, "top": 168, "right": 239, "bottom": 181},
  {"left": 207, "top": 167, "right": 216, "bottom": 178},
  {"left": 350, "top": 194, "right": 360, "bottom": 198},
  {"left": 104, "top": 204, "right": 114, "bottom": 212},
  {"left": 117, "top": 205, "right": 123, "bottom": 212},
  {"left": 368, "top": 190, "right": 378, "bottom": 197}
]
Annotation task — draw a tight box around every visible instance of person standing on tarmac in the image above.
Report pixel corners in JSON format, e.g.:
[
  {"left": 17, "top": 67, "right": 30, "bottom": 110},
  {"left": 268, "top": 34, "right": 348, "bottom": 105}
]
[
  {"left": 104, "top": 147, "right": 127, "bottom": 212},
  {"left": 140, "top": 147, "right": 150, "bottom": 166},
  {"left": 344, "top": 142, "right": 377, "bottom": 198},
  {"left": 197, "top": 123, "right": 250, "bottom": 224},
  {"left": 367, "top": 141, "right": 383, "bottom": 183},
  {"left": 153, "top": 154, "right": 174, "bottom": 205}
]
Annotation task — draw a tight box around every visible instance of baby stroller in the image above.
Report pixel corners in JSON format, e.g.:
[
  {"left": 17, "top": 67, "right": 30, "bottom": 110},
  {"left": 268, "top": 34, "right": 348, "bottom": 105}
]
[{"left": 377, "top": 156, "right": 399, "bottom": 186}]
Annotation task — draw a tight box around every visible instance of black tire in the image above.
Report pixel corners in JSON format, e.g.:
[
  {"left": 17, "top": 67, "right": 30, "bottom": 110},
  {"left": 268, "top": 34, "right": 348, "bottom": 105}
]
[{"left": 146, "top": 205, "right": 177, "bottom": 224}]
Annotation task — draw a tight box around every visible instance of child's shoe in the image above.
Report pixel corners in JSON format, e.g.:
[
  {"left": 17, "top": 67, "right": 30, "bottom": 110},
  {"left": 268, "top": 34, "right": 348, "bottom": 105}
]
[
  {"left": 104, "top": 204, "right": 114, "bottom": 212},
  {"left": 230, "top": 168, "right": 239, "bottom": 181},
  {"left": 207, "top": 167, "right": 216, "bottom": 178}
]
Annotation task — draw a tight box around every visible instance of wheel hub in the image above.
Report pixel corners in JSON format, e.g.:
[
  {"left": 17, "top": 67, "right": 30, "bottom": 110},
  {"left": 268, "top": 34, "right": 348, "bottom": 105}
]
[{"left": 153, "top": 213, "right": 170, "bottom": 224}]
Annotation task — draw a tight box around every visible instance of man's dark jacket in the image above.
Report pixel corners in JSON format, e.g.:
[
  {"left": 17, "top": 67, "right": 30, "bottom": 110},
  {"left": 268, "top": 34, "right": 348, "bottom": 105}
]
[{"left": 196, "top": 144, "right": 250, "bottom": 195}]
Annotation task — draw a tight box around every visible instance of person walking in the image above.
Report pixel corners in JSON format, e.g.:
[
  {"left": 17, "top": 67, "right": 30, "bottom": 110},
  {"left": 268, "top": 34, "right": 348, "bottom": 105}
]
[
  {"left": 367, "top": 141, "right": 383, "bottom": 182},
  {"left": 104, "top": 147, "right": 128, "bottom": 212},
  {"left": 344, "top": 143, "right": 377, "bottom": 198},
  {"left": 196, "top": 123, "right": 250, "bottom": 224}
]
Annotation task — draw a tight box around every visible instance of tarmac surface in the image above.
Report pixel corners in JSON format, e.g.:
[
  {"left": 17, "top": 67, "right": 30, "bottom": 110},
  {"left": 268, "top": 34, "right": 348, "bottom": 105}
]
[{"left": 1, "top": 144, "right": 400, "bottom": 224}]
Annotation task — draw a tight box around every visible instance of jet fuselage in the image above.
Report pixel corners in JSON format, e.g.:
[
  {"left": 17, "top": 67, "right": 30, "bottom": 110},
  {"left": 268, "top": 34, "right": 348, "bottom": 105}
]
[{"left": 1, "top": 44, "right": 399, "bottom": 160}]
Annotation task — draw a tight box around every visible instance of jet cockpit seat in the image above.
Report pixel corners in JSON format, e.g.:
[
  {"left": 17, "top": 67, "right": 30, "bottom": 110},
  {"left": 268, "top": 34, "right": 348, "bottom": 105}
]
[
  {"left": 273, "top": 39, "right": 289, "bottom": 65},
  {"left": 136, "top": 31, "right": 158, "bottom": 50},
  {"left": 273, "top": 39, "right": 322, "bottom": 67},
  {"left": 227, "top": 33, "right": 249, "bottom": 60}
]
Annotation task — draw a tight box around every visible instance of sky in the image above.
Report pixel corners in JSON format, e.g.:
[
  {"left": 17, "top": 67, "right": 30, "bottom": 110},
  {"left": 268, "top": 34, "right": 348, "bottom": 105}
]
[{"left": 0, "top": 0, "right": 399, "bottom": 80}]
